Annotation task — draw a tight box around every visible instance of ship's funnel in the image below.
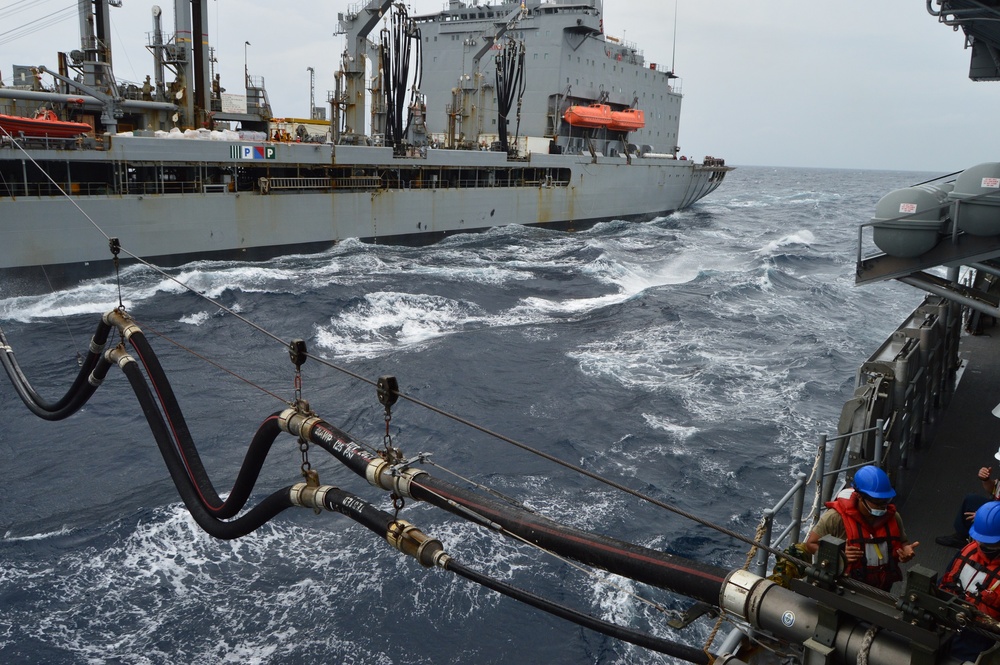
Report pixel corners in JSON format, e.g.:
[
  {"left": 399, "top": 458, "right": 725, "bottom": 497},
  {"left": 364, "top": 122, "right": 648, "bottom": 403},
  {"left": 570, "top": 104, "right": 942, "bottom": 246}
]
[
  {"left": 870, "top": 184, "right": 952, "bottom": 258},
  {"left": 947, "top": 162, "right": 1000, "bottom": 236}
]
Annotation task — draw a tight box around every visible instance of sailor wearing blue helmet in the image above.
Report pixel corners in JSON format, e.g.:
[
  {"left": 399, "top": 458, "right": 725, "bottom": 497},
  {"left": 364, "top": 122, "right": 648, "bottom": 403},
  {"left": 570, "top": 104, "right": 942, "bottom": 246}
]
[
  {"left": 940, "top": 501, "right": 1000, "bottom": 660},
  {"left": 804, "top": 465, "right": 918, "bottom": 591}
]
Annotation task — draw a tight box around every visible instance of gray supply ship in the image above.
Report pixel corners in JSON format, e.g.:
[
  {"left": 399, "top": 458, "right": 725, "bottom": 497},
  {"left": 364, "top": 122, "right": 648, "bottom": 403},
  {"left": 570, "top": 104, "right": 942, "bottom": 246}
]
[{"left": 0, "top": 0, "right": 730, "bottom": 284}]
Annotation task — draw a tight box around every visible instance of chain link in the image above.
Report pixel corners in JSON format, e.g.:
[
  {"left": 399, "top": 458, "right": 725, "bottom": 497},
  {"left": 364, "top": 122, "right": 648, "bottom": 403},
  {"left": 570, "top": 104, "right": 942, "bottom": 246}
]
[
  {"left": 299, "top": 435, "right": 311, "bottom": 475},
  {"left": 382, "top": 401, "right": 406, "bottom": 520},
  {"left": 381, "top": 403, "right": 403, "bottom": 464}
]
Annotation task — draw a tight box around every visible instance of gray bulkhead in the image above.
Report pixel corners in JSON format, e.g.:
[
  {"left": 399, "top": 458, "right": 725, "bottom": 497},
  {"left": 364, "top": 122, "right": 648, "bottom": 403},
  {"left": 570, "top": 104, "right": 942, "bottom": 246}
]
[{"left": 413, "top": 0, "right": 683, "bottom": 154}]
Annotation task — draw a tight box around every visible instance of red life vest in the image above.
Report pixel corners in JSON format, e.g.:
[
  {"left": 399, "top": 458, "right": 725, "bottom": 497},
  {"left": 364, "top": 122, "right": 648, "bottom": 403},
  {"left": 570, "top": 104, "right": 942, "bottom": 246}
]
[
  {"left": 826, "top": 494, "right": 903, "bottom": 589},
  {"left": 941, "top": 541, "right": 1000, "bottom": 620}
]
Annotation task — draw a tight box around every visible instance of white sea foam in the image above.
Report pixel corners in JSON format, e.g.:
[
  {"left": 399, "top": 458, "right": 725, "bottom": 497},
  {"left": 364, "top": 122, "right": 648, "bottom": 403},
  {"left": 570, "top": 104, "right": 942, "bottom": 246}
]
[
  {"left": 179, "top": 311, "right": 212, "bottom": 326},
  {"left": 756, "top": 229, "right": 816, "bottom": 255},
  {"left": 2, "top": 526, "right": 73, "bottom": 541},
  {"left": 642, "top": 414, "right": 700, "bottom": 441}
]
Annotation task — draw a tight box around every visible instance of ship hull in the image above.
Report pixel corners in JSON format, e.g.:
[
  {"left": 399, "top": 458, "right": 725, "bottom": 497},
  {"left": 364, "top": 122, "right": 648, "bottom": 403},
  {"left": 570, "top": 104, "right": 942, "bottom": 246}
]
[{"left": 0, "top": 140, "right": 726, "bottom": 281}]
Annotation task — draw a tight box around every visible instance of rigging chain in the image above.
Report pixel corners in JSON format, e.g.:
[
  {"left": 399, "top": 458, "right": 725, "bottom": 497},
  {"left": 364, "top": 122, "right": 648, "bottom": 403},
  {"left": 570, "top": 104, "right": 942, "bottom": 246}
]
[
  {"left": 377, "top": 375, "right": 405, "bottom": 520},
  {"left": 287, "top": 339, "right": 321, "bottom": 506}
]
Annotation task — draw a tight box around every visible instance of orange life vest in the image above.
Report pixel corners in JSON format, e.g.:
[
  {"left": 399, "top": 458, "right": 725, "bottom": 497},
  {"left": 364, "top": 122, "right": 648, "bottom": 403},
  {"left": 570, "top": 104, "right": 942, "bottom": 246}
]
[
  {"left": 941, "top": 541, "right": 1000, "bottom": 620},
  {"left": 826, "top": 495, "right": 903, "bottom": 589}
]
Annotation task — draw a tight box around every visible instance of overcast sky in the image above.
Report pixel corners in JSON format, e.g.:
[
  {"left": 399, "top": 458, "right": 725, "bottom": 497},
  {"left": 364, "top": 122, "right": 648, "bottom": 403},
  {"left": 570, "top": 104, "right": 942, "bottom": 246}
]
[{"left": 0, "top": 1, "right": 991, "bottom": 172}]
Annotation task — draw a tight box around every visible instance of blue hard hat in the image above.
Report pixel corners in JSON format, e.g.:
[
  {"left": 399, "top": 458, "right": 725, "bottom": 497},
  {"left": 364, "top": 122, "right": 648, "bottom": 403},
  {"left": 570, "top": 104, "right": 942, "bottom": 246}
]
[
  {"left": 970, "top": 501, "right": 1000, "bottom": 544},
  {"left": 852, "top": 465, "right": 896, "bottom": 500}
]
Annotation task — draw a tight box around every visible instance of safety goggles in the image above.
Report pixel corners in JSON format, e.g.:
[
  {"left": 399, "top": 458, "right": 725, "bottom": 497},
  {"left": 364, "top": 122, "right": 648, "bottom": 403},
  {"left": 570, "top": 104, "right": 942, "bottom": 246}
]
[{"left": 858, "top": 494, "right": 891, "bottom": 509}]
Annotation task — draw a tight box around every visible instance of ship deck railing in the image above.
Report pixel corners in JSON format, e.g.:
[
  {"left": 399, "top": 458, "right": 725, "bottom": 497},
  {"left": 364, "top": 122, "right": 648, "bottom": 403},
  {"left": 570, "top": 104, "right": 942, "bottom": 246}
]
[
  {"left": 0, "top": 181, "right": 112, "bottom": 197},
  {"left": 717, "top": 423, "right": 886, "bottom": 654},
  {"left": 1, "top": 134, "right": 83, "bottom": 151},
  {"left": 380, "top": 175, "right": 571, "bottom": 190},
  {"left": 0, "top": 174, "right": 575, "bottom": 199},
  {"left": 321, "top": 175, "right": 570, "bottom": 190},
  {"left": 331, "top": 176, "right": 382, "bottom": 189},
  {"left": 0, "top": 180, "right": 236, "bottom": 197},
  {"left": 123, "top": 181, "right": 232, "bottom": 195}
]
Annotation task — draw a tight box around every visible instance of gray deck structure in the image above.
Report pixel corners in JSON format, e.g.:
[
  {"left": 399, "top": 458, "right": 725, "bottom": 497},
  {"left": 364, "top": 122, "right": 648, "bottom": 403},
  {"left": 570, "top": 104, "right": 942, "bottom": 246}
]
[
  {"left": 858, "top": 0, "right": 1000, "bottom": 578},
  {"left": 900, "top": 329, "right": 1000, "bottom": 580}
]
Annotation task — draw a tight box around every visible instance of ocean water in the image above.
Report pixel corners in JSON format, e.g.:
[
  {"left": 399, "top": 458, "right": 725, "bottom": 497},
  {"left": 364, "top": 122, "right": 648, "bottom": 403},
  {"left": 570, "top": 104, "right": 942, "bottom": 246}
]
[{"left": 0, "top": 165, "right": 933, "bottom": 664}]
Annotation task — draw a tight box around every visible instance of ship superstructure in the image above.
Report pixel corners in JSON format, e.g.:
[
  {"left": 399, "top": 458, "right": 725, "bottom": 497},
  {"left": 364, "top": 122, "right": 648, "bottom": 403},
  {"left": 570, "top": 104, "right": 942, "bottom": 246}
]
[{"left": 408, "top": 0, "right": 683, "bottom": 156}]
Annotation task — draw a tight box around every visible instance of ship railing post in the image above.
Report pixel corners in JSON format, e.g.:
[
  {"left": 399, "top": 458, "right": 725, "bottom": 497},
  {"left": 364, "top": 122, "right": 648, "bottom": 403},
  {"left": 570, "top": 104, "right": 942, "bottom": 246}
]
[
  {"left": 817, "top": 434, "right": 831, "bottom": 504},
  {"left": 766, "top": 475, "right": 809, "bottom": 551},
  {"left": 752, "top": 509, "right": 774, "bottom": 577},
  {"left": 790, "top": 471, "right": 806, "bottom": 545},
  {"left": 874, "top": 418, "right": 885, "bottom": 468}
]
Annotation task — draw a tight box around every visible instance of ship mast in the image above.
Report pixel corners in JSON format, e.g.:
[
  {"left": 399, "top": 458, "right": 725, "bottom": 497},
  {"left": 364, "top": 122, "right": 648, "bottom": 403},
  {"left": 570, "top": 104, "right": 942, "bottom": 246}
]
[
  {"left": 75, "top": 0, "right": 116, "bottom": 97},
  {"left": 190, "top": 0, "right": 208, "bottom": 127}
]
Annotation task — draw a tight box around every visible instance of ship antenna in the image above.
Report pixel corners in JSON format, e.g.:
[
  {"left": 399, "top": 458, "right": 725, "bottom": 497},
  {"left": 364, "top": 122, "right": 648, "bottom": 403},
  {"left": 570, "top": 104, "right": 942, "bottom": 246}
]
[{"left": 670, "top": 0, "right": 678, "bottom": 74}]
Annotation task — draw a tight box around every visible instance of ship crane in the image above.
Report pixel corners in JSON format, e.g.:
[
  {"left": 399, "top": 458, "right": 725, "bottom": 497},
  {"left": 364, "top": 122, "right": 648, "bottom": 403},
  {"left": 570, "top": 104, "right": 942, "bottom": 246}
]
[
  {"left": 336, "top": 0, "right": 395, "bottom": 143},
  {"left": 38, "top": 65, "right": 122, "bottom": 133},
  {"left": 32, "top": 66, "right": 178, "bottom": 134}
]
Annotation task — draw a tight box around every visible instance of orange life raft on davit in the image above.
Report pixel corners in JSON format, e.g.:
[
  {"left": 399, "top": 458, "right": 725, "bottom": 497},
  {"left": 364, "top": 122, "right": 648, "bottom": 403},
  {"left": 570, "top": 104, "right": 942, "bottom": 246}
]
[
  {"left": 562, "top": 103, "right": 612, "bottom": 128},
  {"left": 0, "top": 109, "right": 92, "bottom": 138},
  {"left": 563, "top": 104, "right": 645, "bottom": 132},
  {"left": 608, "top": 108, "right": 645, "bottom": 131}
]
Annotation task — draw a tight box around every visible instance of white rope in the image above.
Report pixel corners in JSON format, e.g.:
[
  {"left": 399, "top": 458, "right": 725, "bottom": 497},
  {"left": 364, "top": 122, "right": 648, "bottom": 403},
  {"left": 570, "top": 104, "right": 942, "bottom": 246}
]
[{"left": 856, "top": 625, "right": 878, "bottom": 665}]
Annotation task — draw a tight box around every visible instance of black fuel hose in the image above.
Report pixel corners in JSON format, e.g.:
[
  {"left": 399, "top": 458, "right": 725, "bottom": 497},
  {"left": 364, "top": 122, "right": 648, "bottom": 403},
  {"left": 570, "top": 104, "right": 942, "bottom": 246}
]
[
  {"left": 0, "top": 318, "right": 113, "bottom": 420},
  {"left": 126, "top": 329, "right": 286, "bottom": 519},
  {"left": 118, "top": 352, "right": 293, "bottom": 539},
  {"left": 318, "top": 482, "right": 713, "bottom": 663},
  {"left": 303, "top": 418, "right": 729, "bottom": 605},
  {"left": 410, "top": 474, "right": 728, "bottom": 605},
  {"left": 445, "top": 559, "right": 712, "bottom": 663},
  {"left": 381, "top": 4, "right": 419, "bottom": 152},
  {"left": 495, "top": 40, "right": 525, "bottom": 153}
]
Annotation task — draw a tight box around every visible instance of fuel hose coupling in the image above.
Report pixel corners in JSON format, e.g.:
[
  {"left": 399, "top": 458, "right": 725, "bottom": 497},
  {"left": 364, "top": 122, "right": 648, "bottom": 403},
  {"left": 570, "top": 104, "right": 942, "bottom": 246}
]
[
  {"left": 105, "top": 343, "right": 135, "bottom": 369},
  {"left": 720, "top": 569, "right": 773, "bottom": 627},
  {"left": 103, "top": 309, "right": 142, "bottom": 341},
  {"left": 289, "top": 482, "right": 332, "bottom": 513},
  {"left": 386, "top": 520, "right": 448, "bottom": 568},
  {"left": 278, "top": 406, "right": 322, "bottom": 442},
  {"left": 366, "top": 459, "right": 427, "bottom": 500}
]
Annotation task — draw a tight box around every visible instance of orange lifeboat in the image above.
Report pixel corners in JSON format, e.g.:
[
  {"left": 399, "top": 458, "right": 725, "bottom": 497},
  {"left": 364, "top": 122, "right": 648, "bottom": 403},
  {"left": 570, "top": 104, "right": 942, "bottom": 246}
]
[
  {"left": 608, "top": 108, "right": 645, "bottom": 132},
  {"left": 562, "top": 103, "right": 612, "bottom": 128},
  {"left": 0, "top": 109, "right": 92, "bottom": 138}
]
